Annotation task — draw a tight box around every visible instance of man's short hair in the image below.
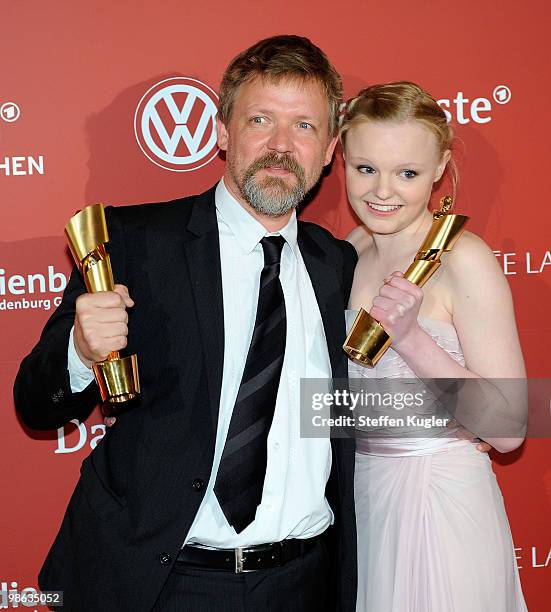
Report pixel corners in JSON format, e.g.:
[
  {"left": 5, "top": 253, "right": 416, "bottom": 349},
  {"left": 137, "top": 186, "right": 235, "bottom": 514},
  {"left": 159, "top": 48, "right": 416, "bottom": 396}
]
[{"left": 219, "top": 35, "right": 343, "bottom": 137}]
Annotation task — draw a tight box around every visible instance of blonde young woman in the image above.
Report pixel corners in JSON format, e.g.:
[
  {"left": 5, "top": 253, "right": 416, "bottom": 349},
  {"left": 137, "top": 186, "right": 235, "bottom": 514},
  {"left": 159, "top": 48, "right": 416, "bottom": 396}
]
[{"left": 341, "top": 82, "right": 527, "bottom": 611}]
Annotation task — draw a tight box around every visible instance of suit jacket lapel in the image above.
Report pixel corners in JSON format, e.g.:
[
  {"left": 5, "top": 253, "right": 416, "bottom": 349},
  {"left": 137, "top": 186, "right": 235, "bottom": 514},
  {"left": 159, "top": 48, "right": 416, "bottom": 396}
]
[
  {"left": 298, "top": 227, "right": 356, "bottom": 517},
  {"left": 297, "top": 228, "right": 347, "bottom": 379},
  {"left": 183, "top": 186, "right": 225, "bottom": 429}
]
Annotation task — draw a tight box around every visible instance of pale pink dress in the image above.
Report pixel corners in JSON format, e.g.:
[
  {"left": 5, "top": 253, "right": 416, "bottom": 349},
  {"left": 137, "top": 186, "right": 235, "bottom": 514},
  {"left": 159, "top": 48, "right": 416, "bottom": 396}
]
[{"left": 347, "top": 311, "right": 527, "bottom": 612}]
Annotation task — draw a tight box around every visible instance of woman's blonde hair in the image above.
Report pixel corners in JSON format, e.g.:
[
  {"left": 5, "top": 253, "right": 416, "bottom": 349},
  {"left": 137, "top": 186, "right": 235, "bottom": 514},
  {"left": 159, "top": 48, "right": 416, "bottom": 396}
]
[{"left": 340, "top": 81, "right": 457, "bottom": 196}]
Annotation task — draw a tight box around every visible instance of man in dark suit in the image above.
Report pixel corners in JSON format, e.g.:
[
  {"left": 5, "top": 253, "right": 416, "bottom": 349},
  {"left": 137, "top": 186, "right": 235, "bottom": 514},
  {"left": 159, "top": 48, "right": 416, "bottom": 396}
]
[{"left": 14, "top": 35, "right": 358, "bottom": 611}]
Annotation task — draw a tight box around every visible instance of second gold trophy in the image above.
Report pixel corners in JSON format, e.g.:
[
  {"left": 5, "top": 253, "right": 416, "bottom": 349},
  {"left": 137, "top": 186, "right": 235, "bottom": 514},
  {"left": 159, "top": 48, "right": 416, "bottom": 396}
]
[
  {"left": 343, "top": 196, "right": 468, "bottom": 367},
  {"left": 65, "top": 204, "right": 140, "bottom": 406}
]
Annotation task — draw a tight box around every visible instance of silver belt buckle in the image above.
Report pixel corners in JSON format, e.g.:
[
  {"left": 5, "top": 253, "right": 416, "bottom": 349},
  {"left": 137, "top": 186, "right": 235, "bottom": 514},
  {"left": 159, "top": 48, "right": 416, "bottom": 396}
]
[
  {"left": 235, "top": 547, "right": 247, "bottom": 573},
  {"left": 235, "top": 546, "right": 260, "bottom": 573}
]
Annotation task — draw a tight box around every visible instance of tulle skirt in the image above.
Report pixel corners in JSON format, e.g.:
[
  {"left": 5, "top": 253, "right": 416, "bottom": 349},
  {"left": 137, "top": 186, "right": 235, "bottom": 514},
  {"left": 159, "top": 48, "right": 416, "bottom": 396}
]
[{"left": 354, "top": 440, "right": 527, "bottom": 611}]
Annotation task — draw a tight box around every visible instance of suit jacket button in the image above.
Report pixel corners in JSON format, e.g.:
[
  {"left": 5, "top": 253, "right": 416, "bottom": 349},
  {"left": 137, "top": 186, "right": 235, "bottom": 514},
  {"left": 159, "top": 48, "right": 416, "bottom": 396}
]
[
  {"left": 159, "top": 552, "right": 172, "bottom": 565},
  {"left": 52, "top": 388, "right": 64, "bottom": 404},
  {"left": 192, "top": 478, "right": 204, "bottom": 491}
]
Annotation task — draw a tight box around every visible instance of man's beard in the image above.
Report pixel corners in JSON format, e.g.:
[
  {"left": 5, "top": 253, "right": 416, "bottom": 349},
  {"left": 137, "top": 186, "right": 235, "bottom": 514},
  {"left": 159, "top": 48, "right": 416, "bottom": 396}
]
[{"left": 237, "top": 152, "right": 310, "bottom": 217}]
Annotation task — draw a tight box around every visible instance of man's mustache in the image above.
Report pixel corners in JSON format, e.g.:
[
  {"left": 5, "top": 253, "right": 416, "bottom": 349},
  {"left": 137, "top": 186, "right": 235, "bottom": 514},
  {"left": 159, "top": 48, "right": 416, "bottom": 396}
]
[{"left": 248, "top": 152, "right": 305, "bottom": 181}]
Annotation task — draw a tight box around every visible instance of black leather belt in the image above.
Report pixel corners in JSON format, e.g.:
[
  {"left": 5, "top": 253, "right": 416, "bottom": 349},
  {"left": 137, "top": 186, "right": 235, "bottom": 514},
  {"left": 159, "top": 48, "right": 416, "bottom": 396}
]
[{"left": 176, "top": 535, "right": 322, "bottom": 573}]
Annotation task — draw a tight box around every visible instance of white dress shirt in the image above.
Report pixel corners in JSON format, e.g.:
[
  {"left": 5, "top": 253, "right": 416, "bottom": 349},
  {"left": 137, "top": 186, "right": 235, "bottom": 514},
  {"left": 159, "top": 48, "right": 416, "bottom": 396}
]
[{"left": 68, "top": 179, "right": 334, "bottom": 547}]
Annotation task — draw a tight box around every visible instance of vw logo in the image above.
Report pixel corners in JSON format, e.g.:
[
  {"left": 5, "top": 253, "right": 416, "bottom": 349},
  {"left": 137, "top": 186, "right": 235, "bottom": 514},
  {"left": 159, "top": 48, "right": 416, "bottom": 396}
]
[{"left": 134, "top": 77, "right": 219, "bottom": 172}]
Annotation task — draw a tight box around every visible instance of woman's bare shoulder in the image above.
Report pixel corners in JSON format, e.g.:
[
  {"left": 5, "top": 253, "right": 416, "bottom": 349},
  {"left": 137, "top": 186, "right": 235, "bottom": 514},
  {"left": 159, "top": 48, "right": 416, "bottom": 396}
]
[
  {"left": 446, "top": 230, "right": 497, "bottom": 269},
  {"left": 346, "top": 225, "right": 373, "bottom": 256},
  {"left": 445, "top": 229, "right": 506, "bottom": 290}
]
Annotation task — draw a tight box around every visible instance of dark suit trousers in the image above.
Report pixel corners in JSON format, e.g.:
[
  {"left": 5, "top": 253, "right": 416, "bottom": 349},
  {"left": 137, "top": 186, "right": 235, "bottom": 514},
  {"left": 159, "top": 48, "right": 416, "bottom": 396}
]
[{"left": 151, "top": 539, "right": 330, "bottom": 611}]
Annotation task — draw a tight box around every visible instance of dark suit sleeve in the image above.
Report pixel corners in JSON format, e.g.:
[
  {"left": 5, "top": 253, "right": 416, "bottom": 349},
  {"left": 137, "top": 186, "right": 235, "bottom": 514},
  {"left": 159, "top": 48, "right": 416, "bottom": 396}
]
[
  {"left": 13, "top": 266, "right": 100, "bottom": 430},
  {"left": 13, "top": 207, "right": 125, "bottom": 430}
]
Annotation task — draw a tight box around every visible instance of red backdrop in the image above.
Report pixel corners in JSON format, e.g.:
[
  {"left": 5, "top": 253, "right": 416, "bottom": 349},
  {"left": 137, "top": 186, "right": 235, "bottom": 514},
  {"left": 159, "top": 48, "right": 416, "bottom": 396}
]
[{"left": 1, "top": 1, "right": 549, "bottom": 609}]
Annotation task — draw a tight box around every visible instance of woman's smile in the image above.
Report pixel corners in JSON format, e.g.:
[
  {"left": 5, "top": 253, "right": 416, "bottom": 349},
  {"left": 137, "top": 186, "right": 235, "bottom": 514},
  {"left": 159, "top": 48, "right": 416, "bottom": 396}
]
[{"left": 365, "top": 201, "right": 403, "bottom": 216}]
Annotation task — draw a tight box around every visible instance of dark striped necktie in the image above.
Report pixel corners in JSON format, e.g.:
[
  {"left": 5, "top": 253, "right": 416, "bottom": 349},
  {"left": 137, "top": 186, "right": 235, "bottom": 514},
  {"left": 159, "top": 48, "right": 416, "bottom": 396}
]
[{"left": 214, "top": 235, "right": 287, "bottom": 533}]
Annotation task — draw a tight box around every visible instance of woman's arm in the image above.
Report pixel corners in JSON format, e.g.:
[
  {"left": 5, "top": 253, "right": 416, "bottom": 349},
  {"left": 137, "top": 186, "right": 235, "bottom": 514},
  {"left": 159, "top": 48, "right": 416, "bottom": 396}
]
[{"left": 370, "top": 232, "right": 527, "bottom": 452}]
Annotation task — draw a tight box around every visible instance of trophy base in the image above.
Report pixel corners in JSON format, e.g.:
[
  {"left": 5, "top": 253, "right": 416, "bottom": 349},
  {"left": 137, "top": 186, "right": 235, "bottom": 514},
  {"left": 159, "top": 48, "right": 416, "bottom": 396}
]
[
  {"left": 343, "top": 347, "right": 377, "bottom": 368},
  {"left": 93, "top": 354, "right": 140, "bottom": 404},
  {"left": 343, "top": 308, "right": 392, "bottom": 368}
]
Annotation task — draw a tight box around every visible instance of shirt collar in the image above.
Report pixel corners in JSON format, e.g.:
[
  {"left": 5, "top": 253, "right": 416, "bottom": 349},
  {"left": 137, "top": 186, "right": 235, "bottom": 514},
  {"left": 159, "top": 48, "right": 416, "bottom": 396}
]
[{"left": 215, "top": 179, "right": 299, "bottom": 258}]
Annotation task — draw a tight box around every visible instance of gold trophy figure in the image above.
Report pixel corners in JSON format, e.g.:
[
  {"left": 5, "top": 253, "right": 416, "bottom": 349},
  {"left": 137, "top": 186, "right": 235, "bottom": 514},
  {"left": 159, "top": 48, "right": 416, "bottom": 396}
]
[
  {"left": 65, "top": 204, "right": 140, "bottom": 406},
  {"left": 343, "top": 196, "right": 469, "bottom": 367}
]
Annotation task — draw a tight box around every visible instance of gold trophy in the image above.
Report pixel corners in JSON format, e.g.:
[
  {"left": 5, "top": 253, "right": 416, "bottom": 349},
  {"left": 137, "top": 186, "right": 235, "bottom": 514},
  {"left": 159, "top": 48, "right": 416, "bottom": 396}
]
[
  {"left": 65, "top": 204, "right": 140, "bottom": 406},
  {"left": 344, "top": 196, "right": 469, "bottom": 366}
]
